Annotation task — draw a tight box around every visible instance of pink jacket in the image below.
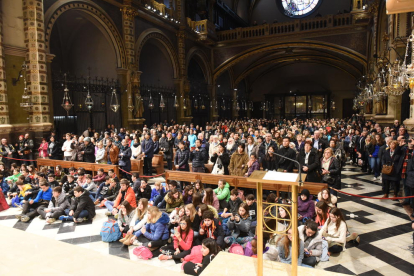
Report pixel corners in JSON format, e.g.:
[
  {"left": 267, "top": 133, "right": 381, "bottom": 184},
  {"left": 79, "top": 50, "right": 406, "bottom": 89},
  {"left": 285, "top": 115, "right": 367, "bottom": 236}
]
[
  {"left": 38, "top": 142, "right": 48, "bottom": 157},
  {"left": 181, "top": 245, "right": 203, "bottom": 270},
  {"left": 173, "top": 228, "right": 194, "bottom": 251}
]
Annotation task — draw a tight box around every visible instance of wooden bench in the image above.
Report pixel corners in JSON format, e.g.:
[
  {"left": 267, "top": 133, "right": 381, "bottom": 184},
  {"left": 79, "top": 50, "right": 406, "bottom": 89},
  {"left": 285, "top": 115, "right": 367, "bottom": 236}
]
[
  {"left": 37, "top": 159, "right": 119, "bottom": 178},
  {"left": 131, "top": 159, "right": 144, "bottom": 176},
  {"left": 152, "top": 154, "right": 164, "bottom": 174},
  {"left": 164, "top": 170, "right": 327, "bottom": 196},
  {"left": 189, "top": 163, "right": 214, "bottom": 173}
]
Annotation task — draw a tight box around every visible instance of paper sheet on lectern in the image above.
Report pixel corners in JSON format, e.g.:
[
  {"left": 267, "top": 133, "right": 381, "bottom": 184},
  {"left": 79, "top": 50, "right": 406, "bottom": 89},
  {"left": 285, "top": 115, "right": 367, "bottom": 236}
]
[{"left": 262, "top": 171, "right": 299, "bottom": 182}]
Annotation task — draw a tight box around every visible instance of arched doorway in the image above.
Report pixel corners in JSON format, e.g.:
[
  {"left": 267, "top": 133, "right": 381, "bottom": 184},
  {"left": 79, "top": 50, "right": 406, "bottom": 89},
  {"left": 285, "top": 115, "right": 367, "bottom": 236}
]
[
  {"left": 47, "top": 6, "right": 124, "bottom": 136},
  {"left": 138, "top": 36, "right": 176, "bottom": 127}
]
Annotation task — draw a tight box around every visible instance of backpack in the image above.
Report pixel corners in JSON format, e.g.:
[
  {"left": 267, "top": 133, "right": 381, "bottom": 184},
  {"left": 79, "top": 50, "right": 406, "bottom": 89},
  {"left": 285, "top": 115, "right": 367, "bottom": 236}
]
[
  {"left": 133, "top": 246, "right": 153, "bottom": 260},
  {"left": 229, "top": 243, "right": 244, "bottom": 255},
  {"left": 100, "top": 219, "right": 121, "bottom": 242}
]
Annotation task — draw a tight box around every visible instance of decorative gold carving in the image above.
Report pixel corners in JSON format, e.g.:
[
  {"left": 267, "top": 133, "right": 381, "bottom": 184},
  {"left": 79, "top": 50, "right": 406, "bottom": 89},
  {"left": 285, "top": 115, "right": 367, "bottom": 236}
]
[{"left": 120, "top": 6, "right": 138, "bottom": 21}]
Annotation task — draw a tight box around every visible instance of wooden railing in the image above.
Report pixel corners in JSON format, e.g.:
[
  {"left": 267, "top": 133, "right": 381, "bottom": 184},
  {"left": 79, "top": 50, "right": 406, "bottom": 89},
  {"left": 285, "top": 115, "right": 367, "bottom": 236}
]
[
  {"left": 37, "top": 159, "right": 119, "bottom": 178},
  {"left": 217, "top": 13, "right": 353, "bottom": 42},
  {"left": 165, "top": 170, "right": 327, "bottom": 196}
]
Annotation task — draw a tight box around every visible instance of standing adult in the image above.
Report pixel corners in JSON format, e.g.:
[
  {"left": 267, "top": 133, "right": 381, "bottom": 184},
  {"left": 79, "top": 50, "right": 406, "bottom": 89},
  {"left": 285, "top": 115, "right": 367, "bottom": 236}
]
[
  {"left": 175, "top": 141, "right": 190, "bottom": 172},
  {"left": 141, "top": 133, "right": 154, "bottom": 176},
  {"left": 62, "top": 133, "right": 75, "bottom": 161},
  {"left": 297, "top": 142, "right": 320, "bottom": 182},
  {"left": 83, "top": 137, "right": 96, "bottom": 163},
  {"left": 381, "top": 140, "right": 403, "bottom": 198},
  {"left": 119, "top": 139, "right": 132, "bottom": 178},
  {"left": 190, "top": 139, "right": 207, "bottom": 173},
  {"left": 0, "top": 138, "right": 15, "bottom": 169},
  {"left": 105, "top": 139, "right": 119, "bottom": 165},
  {"left": 22, "top": 133, "right": 34, "bottom": 166}
]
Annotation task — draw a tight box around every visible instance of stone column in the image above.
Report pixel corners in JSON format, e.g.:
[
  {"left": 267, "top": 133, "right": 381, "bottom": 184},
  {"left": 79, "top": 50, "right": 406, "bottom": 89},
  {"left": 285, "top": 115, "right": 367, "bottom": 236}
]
[
  {"left": 120, "top": 2, "right": 139, "bottom": 130},
  {"left": 232, "top": 88, "right": 238, "bottom": 119},
  {"left": 22, "top": 0, "right": 52, "bottom": 139},
  {"left": 0, "top": 5, "right": 12, "bottom": 138}
]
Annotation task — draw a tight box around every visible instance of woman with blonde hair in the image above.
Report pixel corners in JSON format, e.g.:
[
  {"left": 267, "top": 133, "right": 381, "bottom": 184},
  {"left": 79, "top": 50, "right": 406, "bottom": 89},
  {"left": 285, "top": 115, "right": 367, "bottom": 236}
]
[
  {"left": 125, "top": 198, "right": 149, "bottom": 245},
  {"left": 95, "top": 141, "right": 106, "bottom": 164},
  {"left": 131, "top": 206, "right": 170, "bottom": 249},
  {"left": 320, "top": 147, "right": 341, "bottom": 196}
]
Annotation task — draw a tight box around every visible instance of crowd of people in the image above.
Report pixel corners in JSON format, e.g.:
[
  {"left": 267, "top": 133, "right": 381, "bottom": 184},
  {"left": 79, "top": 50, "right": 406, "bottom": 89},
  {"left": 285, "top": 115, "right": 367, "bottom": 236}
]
[{"left": 1, "top": 117, "right": 414, "bottom": 273}]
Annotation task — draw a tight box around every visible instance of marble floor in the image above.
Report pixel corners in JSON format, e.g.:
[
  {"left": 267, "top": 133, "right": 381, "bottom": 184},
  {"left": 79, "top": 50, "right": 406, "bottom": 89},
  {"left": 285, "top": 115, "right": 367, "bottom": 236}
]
[{"left": 1, "top": 165, "right": 413, "bottom": 276}]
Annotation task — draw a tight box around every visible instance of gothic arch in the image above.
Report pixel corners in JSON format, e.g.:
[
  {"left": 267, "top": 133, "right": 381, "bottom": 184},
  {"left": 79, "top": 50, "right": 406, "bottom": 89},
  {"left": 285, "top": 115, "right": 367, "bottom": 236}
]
[
  {"left": 135, "top": 29, "right": 179, "bottom": 79},
  {"left": 44, "top": 0, "right": 126, "bottom": 68},
  {"left": 186, "top": 47, "right": 212, "bottom": 85}
]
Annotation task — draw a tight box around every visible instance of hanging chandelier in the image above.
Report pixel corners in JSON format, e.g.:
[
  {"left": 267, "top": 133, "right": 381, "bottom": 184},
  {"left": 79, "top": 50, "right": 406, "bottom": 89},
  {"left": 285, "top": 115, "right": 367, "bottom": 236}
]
[
  {"left": 236, "top": 101, "right": 240, "bottom": 111},
  {"left": 201, "top": 97, "right": 205, "bottom": 109},
  {"left": 221, "top": 99, "right": 226, "bottom": 110},
  {"left": 173, "top": 95, "right": 179, "bottom": 108},
  {"left": 331, "top": 100, "right": 336, "bottom": 111},
  {"left": 194, "top": 97, "right": 198, "bottom": 110},
  {"left": 127, "top": 92, "right": 134, "bottom": 112},
  {"left": 159, "top": 94, "right": 165, "bottom": 111},
  {"left": 110, "top": 88, "right": 120, "bottom": 112},
  {"left": 61, "top": 73, "right": 74, "bottom": 115},
  {"left": 148, "top": 92, "right": 154, "bottom": 110},
  {"left": 183, "top": 98, "right": 187, "bottom": 110},
  {"left": 20, "top": 62, "right": 33, "bottom": 113},
  {"left": 215, "top": 100, "right": 218, "bottom": 110},
  {"left": 84, "top": 75, "right": 94, "bottom": 111}
]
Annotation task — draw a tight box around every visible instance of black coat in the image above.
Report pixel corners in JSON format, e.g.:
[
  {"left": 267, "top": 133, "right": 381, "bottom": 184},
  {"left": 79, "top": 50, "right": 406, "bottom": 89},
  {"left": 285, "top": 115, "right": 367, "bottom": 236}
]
[
  {"left": 174, "top": 148, "right": 190, "bottom": 170},
  {"left": 70, "top": 190, "right": 96, "bottom": 219},
  {"left": 297, "top": 148, "right": 320, "bottom": 182},
  {"left": 83, "top": 143, "right": 96, "bottom": 163},
  {"left": 190, "top": 147, "right": 207, "bottom": 168},
  {"left": 136, "top": 184, "right": 151, "bottom": 201},
  {"left": 118, "top": 146, "right": 132, "bottom": 172},
  {"left": 47, "top": 141, "right": 62, "bottom": 160},
  {"left": 381, "top": 148, "right": 403, "bottom": 181},
  {"left": 262, "top": 154, "right": 277, "bottom": 171},
  {"left": 406, "top": 158, "right": 414, "bottom": 188},
  {"left": 210, "top": 152, "right": 230, "bottom": 175},
  {"left": 320, "top": 157, "right": 341, "bottom": 189},
  {"left": 159, "top": 138, "right": 173, "bottom": 160},
  {"left": 276, "top": 147, "right": 296, "bottom": 172}
]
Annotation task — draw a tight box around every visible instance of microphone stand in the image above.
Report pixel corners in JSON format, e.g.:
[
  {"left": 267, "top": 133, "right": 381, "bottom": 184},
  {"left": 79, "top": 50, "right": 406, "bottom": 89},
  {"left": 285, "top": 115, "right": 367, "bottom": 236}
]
[{"left": 271, "top": 151, "right": 303, "bottom": 187}]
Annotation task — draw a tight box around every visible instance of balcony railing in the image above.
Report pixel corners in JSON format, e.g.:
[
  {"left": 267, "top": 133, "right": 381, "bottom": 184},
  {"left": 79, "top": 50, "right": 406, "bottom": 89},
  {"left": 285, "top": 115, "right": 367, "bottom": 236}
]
[
  {"left": 217, "top": 13, "right": 355, "bottom": 42},
  {"left": 187, "top": 18, "right": 217, "bottom": 42}
]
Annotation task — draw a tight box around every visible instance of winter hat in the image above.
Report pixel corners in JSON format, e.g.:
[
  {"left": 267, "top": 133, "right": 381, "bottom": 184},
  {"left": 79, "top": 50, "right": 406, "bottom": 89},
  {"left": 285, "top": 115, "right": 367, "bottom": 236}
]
[
  {"left": 84, "top": 137, "right": 91, "bottom": 142},
  {"left": 300, "top": 189, "right": 310, "bottom": 200}
]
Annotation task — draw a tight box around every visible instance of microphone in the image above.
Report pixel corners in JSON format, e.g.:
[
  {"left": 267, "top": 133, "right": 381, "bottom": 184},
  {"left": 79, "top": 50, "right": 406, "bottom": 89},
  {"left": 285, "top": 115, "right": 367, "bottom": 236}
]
[{"left": 271, "top": 151, "right": 303, "bottom": 186}]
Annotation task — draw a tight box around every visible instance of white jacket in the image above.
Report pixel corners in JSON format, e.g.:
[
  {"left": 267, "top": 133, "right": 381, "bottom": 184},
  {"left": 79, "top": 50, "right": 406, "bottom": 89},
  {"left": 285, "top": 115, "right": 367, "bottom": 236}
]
[
  {"left": 62, "top": 140, "right": 74, "bottom": 157},
  {"left": 129, "top": 210, "right": 148, "bottom": 231}
]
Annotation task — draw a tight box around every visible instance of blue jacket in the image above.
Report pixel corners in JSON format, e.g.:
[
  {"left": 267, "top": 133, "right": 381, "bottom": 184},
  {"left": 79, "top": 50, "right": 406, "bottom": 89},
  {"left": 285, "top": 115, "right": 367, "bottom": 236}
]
[
  {"left": 138, "top": 212, "right": 170, "bottom": 241},
  {"left": 188, "top": 134, "right": 197, "bottom": 148},
  {"left": 141, "top": 138, "right": 154, "bottom": 159},
  {"left": 33, "top": 187, "right": 52, "bottom": 203},
  {"left": 150, "top": 187, "right": 165, "bottom": 202}
]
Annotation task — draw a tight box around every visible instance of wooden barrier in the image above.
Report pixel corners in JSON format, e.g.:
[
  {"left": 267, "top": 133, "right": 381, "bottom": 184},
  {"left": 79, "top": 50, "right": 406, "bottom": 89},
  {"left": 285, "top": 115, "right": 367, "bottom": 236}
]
[
  {"left": 131, "top": 159, "right": 144, "bottom": 176},
  {"left": 37, "top": 159, "right": 119, "bottom": 178},
  {"left": 164, "top": 170, "right": 327, "bottom": 196},
  {"left": 152, "top": 154, "right": 164, "bottom": 174}
]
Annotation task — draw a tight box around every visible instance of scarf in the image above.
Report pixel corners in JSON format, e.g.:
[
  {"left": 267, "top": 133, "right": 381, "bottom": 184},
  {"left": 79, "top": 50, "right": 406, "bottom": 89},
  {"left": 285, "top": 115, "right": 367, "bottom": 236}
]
[
  {"left": 201, "top": 220, "right": 217, "bottom": 239},
  {"left": 322, "top": 157, "right": 332, "bottom": 171}
]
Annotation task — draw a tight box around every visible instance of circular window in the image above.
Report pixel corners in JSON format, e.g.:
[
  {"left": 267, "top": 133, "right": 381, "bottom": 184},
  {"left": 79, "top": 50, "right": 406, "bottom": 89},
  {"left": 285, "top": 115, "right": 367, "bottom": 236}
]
[{"left": 279, "top": 0, "right": 322, "bottom": 18}]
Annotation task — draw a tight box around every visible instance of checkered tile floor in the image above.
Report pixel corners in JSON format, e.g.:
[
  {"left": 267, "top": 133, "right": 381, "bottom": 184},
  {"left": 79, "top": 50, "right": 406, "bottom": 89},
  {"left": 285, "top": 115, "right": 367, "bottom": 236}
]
[{"left": 1, "top": 167, "right": 413, "bottom": 275}]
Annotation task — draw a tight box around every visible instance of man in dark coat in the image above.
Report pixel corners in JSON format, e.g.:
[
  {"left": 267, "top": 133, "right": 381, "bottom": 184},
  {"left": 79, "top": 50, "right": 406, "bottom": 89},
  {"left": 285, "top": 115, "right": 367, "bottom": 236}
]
[
  {"left": 82, "top": 137, "right": 95, "bottom": 163},
  {"left": 312, "top": 130, "right": 327, "bottom": 159},
  {"left": 141, "top": 133, "right": 154, "bottom": 176},
  {"left": 118, "top": 139, "right": 132, "bottom": 178},
  {"left": 276, "top": 137, "right": 297, "bottom": 172},
  {"left": 190, "top": 139, "right": 207, "bottom": 173},
  {"left": 0, "top": 138, "right": 15, "bottom": 169},
  {"left": 174, "top": 141, "right": 190, "bottom": 171},
  {"left": 65, "top": 186, "right": 96, "bottom": 222},
  {"left": 297, "top": 142, "right": 320, "bottom": 182}
]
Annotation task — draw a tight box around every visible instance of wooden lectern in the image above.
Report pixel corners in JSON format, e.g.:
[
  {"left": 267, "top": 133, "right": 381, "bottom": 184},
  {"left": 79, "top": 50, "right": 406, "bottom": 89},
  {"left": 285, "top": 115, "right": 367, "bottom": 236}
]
[{"left": 247, "top": 170, "right": 302, "bottom": 276}]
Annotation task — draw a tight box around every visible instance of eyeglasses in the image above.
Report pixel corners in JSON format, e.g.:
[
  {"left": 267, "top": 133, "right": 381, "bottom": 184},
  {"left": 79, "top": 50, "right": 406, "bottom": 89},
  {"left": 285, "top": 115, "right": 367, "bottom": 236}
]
[{"left": 179, "top": 223, "right": 186, "bottom": 225}]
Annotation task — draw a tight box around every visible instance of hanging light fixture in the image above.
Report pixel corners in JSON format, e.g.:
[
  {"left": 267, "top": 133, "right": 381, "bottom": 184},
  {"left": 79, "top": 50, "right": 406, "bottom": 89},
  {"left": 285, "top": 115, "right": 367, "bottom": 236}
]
[
  {"left": 221, "top": 99, "right": 226, "bottom": 110},
  {"left": 194, "top": 97, "right": 198, "bottom": 110},
  {"left": 183, "top": 97, "right": 187, "bottom": 110},
  {"left": 215, "top": 100, "right": 218, "bottom": 110},
  {"left": 127, "top": 92, "right": 134, "bottom": 113},
  {"left": 308, "top": 97, "right": 312, "bottom": 111},
  {"left": 236, "top": 101, "right": 240, "bottom": 111},
  {"left": 85, "top": 76, "right": 94, "bottom": 111},
  {"left": 159, "top": 93, "right": 165, "bottom": 111},
  {"left": 331, "top": 100, "right": 336, "bottom": 111},
  {"left": 19, "top": 62, "right": 33, "bottom": 113},
  {"left": 148, "top": 91, "right": 154, "bottom": 110},
  {"left": 173, "top": 95, "right": 179, "bottom": 108},
  {"left": 61, "top": 73, "right": 74, "bottom": 115},
  {"left": 110, "top": 88, "right": 120, "bottom": 112},
  {"left": 201, "top": 97, "right": 205, "bottom": 109}
]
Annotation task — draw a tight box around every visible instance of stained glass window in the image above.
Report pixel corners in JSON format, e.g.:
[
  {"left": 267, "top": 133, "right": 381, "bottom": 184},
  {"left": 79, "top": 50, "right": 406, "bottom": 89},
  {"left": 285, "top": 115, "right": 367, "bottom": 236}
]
[{"left": 281, "top": 0, "right": 321, "bottom": 17}]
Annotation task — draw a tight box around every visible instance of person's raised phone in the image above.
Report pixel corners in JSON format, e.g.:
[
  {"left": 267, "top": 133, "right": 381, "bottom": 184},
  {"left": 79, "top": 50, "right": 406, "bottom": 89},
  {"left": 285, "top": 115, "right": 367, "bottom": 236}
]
[{"left": 162, "top": 182, "right": 166, "bottom": 187}]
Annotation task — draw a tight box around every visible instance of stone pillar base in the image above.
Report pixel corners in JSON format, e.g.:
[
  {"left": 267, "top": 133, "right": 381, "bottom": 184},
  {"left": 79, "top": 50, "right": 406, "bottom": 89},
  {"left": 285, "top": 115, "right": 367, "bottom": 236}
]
[
  {"left": 179, "top": 116, "right": 193, "bottom": 125},
  {"left": 403, "top": 118, "right": 414, "bottom": 134},
  {"left": 128, "top": 118, "right": 146, "bottom": 130},
  {"left": 374, "top": 114, "right": 396, "bottom": 126}
]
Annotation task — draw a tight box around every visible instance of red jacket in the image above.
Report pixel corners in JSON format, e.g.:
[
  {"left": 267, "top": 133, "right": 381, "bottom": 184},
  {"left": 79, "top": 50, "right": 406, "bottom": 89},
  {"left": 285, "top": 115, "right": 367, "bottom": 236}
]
[
  {"left": 113, "top": 186, "right": 136, "bottom": 209},
  {"left": 93, "top": 173, "right": 106, "bottom": 184},
  {"left": 173, "top": 228, "right": 194, "bottom": 251},
  {"left": 38, "top": 142, "right": 48, "bottom": 157},
  {"left": 181, "top": 245, "right": 202, "bottom": 270}
]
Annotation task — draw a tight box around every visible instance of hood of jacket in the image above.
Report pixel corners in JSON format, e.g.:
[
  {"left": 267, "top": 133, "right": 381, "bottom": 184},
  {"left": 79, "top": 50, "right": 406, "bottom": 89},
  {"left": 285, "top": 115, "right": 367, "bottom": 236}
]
[
  {"left": 156, "top": 212, "right": 170, "bottom": 225},
  {"left": 56, "top": 191, "right": 67, "bottom": 204},
  {"left": 165, "top": 193, "right": 183, "bottom": 205}
]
